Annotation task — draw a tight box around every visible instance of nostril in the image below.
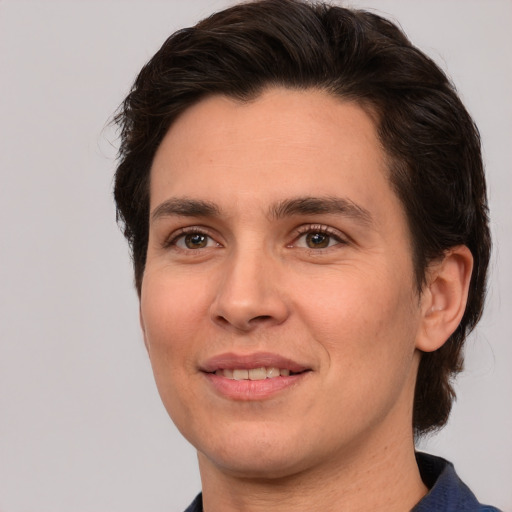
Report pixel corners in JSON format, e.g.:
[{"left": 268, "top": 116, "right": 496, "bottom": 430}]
[
  {"left": 213, "top": 313, "right": 275, "bottom": 331},
  {"left": 251, "top": 315, "right": 273, "bottom": 323},
  {"left": 215, "top": 315, "right": 231, "bottom": 326}
]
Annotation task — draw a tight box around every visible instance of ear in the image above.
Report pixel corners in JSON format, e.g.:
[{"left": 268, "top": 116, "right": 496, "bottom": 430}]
[
  {"left": 416, "top": 245, "right": 473, "bottom": 352},
  {"left": 139, "top": 306, "right": 150, "bottom": 354}
]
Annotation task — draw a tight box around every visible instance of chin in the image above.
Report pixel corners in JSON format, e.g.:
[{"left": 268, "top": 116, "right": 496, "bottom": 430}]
[
  {"left": 202, "top": 448, "right": 310, "bottom": 480},
  {"left": 195, "top": 425, "right": 316, "bottom": 479}
]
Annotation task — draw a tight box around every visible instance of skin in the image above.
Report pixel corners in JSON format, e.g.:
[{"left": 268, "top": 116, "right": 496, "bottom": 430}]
[{"left": 140, "top": 88, "right": 473, "bottom": 512}]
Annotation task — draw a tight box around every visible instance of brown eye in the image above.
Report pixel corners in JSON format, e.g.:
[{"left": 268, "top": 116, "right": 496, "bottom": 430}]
[
  {"left": 170, "top": 229, "right": 221, "bottom": 251},
  {"left": 291, "top": 227, "right": 345, "bottom": 250},
  {"left": 184, "top": 233, "right": 209, "bottom": 249},
  {"left": 305, "top": 232, "right": 331, "bottom": 249}
]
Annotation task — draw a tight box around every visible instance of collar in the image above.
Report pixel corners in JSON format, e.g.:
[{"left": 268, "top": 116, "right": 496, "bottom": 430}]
[{"left": 412, "top": 452, "right": 500, "bottom": 511}]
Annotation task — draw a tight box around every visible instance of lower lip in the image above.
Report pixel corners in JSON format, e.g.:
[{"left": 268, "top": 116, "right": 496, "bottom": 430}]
[{"left": 203, "top": 372, "right": 307, "bottom": 400}]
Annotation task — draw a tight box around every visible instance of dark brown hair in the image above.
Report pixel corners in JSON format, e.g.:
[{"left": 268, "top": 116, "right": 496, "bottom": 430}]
[{"left": 114, "top": 0, "right": 490, "bottom": 435}]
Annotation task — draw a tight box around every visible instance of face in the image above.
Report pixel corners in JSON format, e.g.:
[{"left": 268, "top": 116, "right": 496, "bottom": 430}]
[{"left": 141, "top": 88, "right": 424, "bottom": 479}]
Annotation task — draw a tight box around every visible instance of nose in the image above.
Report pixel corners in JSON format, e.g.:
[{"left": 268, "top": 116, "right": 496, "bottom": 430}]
[{"left": 210, "top": 247, "right": 290, "bottom": 332}]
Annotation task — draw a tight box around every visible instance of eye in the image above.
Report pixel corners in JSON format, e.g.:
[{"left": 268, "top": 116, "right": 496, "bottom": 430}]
[
  {"left": 170, "top": 230, "right": 220, "bottom": 250},
  {"left": 303, "top": 232, "right": 333, "bottom": 249},
  {"left": 292, "top": 226, "right": 345, "bottom": 250}
]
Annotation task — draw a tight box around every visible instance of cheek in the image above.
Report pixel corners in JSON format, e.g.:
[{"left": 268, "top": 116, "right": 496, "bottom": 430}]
[
  {"left": 139, "top": 271, "right": 213, "bottom": 392},
  {"left": 139, "top": 273, "right": 210, "bottom": 430},
  {"left": 293, "top": 268, "right": 420, "bottom": 429},
  {"left": 141, "top": 270, "right": 209, "bottom": 342},
  {"left": 293, "top": 264, "right": 420, "bottom": 365}
]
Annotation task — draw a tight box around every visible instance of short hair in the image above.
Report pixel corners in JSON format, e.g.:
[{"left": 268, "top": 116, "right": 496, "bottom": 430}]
[{"left": 113, "top": 0, "right": 490, "bottom": 435}]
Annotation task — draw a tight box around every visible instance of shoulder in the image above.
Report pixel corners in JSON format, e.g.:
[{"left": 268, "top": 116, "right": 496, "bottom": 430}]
[{"left": 413, "top": 452, "right": 503, "bottom": 512}]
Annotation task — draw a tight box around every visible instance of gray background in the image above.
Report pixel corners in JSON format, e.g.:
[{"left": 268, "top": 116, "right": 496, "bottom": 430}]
[{"left": 1, "top": 1, "right": 510, "bottom": 511}]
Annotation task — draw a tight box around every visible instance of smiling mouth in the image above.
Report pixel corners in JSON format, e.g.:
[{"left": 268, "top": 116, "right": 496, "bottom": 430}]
[
  {"left": 202, "top": 354, "right": 311, "bottom": 399},
  {"left": 214, "top": 367, "right": 303, "bottom": 380}
]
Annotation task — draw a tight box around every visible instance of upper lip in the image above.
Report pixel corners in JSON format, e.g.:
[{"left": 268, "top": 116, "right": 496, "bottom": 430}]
[{"left": 200, "top": 352, "right": 310, "bottom": 373}]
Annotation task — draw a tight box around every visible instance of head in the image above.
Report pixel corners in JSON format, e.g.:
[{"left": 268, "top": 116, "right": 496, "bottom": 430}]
[{"left": 114, "top": 0, "right": 490, "bottom": 438}]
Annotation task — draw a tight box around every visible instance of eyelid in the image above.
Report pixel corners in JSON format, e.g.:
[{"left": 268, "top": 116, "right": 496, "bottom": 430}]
[
  {"left": 163, "top": 225, "right": 221, "bottom": 249},
  {"left": 289, "top": 223, "right": 348, "bottom": 248}
]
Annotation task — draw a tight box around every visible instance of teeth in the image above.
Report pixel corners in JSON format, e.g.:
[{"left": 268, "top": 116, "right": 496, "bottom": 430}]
[
  {"left": 233, "top": 369, "right": 249, "bottom": 380},
  {"left": 266, "top": 367, "right": 280, "bottom": 378},
  {"left": 215, "top": 366, "right": 295, "bottom": 380},
  {"left": 249, "top": 367, "right": 267, "bottom": 380}
]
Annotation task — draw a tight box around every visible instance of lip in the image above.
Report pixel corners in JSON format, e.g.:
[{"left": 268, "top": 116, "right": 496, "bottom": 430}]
[
  {"left": 200, "top": 352, "right": 309, "bottom": 373},
  {"left": 200, "top": 352, "right": 311, "bottom": 401}
]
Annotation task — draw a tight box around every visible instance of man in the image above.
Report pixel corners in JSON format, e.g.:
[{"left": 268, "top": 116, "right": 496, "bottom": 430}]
[{"left": 113, "top": 1, "right": 499, "bottom": 510}]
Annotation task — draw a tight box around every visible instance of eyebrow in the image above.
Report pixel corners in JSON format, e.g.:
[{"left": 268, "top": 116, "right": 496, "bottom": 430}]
[
  {"left": 151, "top": 195, "right": 373, "bottom": 226},
  {"left": 270, "top": 196, "right": 373, "bottom": 226},
  {"left": 151, "top": 198, "right": 220, "bottom": 222}
]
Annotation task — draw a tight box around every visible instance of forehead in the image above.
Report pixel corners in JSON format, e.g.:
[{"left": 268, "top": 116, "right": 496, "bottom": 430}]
[{"left": 149, "top": 88, "right": 395, "bottom": 220}]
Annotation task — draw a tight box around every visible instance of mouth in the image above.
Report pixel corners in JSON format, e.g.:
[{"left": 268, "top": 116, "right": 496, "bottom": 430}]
[
  {"left": 200, "top": 352, "right": 311, "bottom": 400},
  {"left": 200, "top": 352, "right": 310, "bottom": 375},
  {"left": 213, "top": 367, "right": 303, "bottom": 380}
]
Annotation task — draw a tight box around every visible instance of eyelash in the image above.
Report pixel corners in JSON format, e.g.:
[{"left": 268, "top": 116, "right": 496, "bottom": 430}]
[
  {"left": 290, "top": 224, "right": 347, "bottom": 250},
  {"left": 163, "top": 224, "right": 347, "bottom": 252},
  {"left": 163, "top": 226, "right": 220, "bottom": 250}
]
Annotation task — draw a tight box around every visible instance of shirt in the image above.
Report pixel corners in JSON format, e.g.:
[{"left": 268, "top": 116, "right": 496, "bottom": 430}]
[
  {"left": 412, "top": 452, "right": 501, "bottom": 511},
  {"left": 183, "top": 452, "right": 502, "bottom": 511}
]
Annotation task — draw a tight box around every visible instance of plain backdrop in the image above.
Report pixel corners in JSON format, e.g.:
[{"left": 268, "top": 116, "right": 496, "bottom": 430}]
[{"left": 1, "top": 1, "right": 511, "bottom": 511}]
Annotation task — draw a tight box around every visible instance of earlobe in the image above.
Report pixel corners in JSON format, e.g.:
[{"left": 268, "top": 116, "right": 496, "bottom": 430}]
[{"left": 416, "top": 246, "right": 473, "bottom": 353}]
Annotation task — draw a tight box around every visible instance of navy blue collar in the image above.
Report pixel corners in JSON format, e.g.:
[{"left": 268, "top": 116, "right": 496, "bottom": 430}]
[
  {"left": 184, "top": 453, "right": 501, "bottom": 512},
  {"left": 412, "top": 452, "right": 500, "bottom": 511}
]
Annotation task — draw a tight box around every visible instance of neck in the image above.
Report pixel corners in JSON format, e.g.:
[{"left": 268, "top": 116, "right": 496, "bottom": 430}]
[{"left": 198, "top": 428, "right": 427, "bottom": 512}]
